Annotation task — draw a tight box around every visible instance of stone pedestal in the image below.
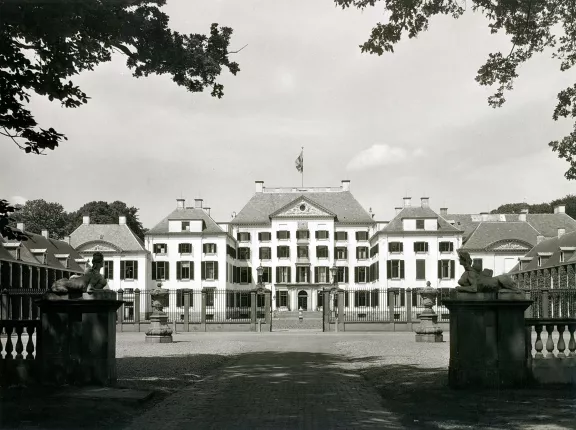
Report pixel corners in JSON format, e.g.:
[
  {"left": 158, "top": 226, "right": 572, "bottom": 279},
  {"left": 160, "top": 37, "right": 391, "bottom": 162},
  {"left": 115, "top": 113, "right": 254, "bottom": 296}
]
[
  {"left": 443, "top": 291, "right": 532, "bottom": 389},
  {"left": 36, "top": 295, "right": 123, "bottom": 387},
  {"left": 145, "top": 283, "right": 173, "bottom": 343},
  {"left": 415, "top": 282, "right": 443, "bottom": 343}
]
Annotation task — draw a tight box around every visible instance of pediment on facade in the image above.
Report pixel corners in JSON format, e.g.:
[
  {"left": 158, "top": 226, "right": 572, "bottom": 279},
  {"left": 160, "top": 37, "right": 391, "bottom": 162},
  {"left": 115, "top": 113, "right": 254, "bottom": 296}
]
[
  {"left": 270, "top": 197, "right": 336, "bottom": 219},
  {"left": 488, "top": 239, "right": 532, "bottom": 251},
  {"left": 77, "top": 240, "right": 122, "bottom": 253}
]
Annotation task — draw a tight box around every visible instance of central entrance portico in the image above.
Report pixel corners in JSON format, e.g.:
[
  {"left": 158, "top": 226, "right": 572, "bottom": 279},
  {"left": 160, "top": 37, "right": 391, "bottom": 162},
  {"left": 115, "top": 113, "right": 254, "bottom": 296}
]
[
  {"left": 274, "top": 284, "right": 333, "bottom": 312},
  {"left": 297, "top": 290, "right": 308, "bottom": 310}
]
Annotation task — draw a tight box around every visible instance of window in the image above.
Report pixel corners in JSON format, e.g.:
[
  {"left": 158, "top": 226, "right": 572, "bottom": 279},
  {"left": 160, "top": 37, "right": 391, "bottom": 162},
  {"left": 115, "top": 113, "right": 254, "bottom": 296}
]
[
  {"left": 315, "top": 267, "right": 329, "bottom": 283},
  {"left": 414, "top": 242, "right": 428, "bottom": 253},
  {"left": 335, "top": 231, "right": 348, "bottom": 241},
  {"left": 238, "top": 267, "right": 252, "bottom": 284},
  {"left": 121, "top": 261, "right": 138, "bottom": 280},
  {"left": 203, "top": 243, "right": 217, "bottom": 254},
  {"left": 369, "top": 262, "right": 379, "bottom": 282},
  {"left": 261, "top": 267, "right": 272, "bottom": 283},
  {"left": 370, "top": 245, "right": 379, "bottom": 258},
  {"left": 297, "top": 246, "right": 309, "bottom": 258},
  {"left": 416, "top": 220, "right": 425, "bottom": 230},
  {"left": 472, "top": 258, "right": 483, "bottom": 271},
  {"left": 356, "top": 247, "right": 368, "bottom": 260},
  {"left": 439, "top": 242, "right": 454, "bottom": 253},
  {"left": 387, "top": 260, "right": 405, "bottom": 280},
  {"left": 560, "top": 252, "right": 566, "bottom": 263},
  {"left": 176, "top": 290, "right": 193, "bottom": 307},
  {"left": 336, "top": 267, "right": 349, "bottom": 283},
  {"left": 438, "top": 260, "right": 455, "bottom": 279},
  {"left": 276, "top": 291, "right": 288, "bottom": 307},
  {"left": 237, "top": 232, "right": 251, "bottom": 241},
  {"left": 153, "top": 243, "right": 167, "bottom": 254},
  {"left": 205, "top": 288, "right": 215, "bottom": 307},
  {"left": 335, "top": 247, "right": 348, "bottom": 260},
  {"left": 259, "top": 247, "right": 272, "bottom": 260},
  {"left": 355, "top": 266, "right": 368, "bottom": 283},
  {"left": 277, "top": 230, "right": 290, "bottom": 240},
  {"left": 104, "top": 260, "right": 114, "bottom": 280},
  {"left": 277, "top": 246, "right": 290, "bottom": 258},
  {"left": 416, "top": 260, "right": 426, "bottom": 280},
  {"left": 177, "top": 261, "right": 193, "bottom": 280},
  {"left": 316, "top": 246, "right": 329, "bottom": 259},
  {"left": 393, "top": 290, "right": 406, "bottom": 307},
  {"left": 152, "top": 261, "right": 169, "bottom": 280},
  {"left": 389, "top": 242, "right": 403, "bottom": 253},
  {"left": 181, "top": 221, "right": 190, "bottom": 231},
  {"left": 356, "top": 231, "right": 369, "bottom": 241},
  {"left": 227, "top": 245, "right": 237, "bottom": 259},
  {"left": 238, "top": 247, "right": 251, "bottom": 260},
  {"left": 296, "top": 266, "right": 310, "bottom": 283},
  {"left": 179, "top": 243, "right": 192, "bottom": 254},
  {"left": 258, "top": 232, "right": 271, "bottom": 242},
  {"left": 276, "top": 266, "right": 291, "bottom": 283},
  {"left": 315, "top": 230, "right": 329, "bottom": 240},
  {"left": 355, "top": 290, "right": 369, "bottom": 307},
  {"left": 201, "top": 261, "right": 219, "bottom": 280},
  {"left": 296, "top": 230, "right": 310, "bottom": 240}
]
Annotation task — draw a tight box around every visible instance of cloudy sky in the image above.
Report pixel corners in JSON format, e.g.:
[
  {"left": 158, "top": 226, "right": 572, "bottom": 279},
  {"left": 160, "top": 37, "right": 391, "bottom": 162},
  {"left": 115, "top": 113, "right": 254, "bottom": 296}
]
[{"left": 1, "top": 0, "right": 575, "bottom": 228}]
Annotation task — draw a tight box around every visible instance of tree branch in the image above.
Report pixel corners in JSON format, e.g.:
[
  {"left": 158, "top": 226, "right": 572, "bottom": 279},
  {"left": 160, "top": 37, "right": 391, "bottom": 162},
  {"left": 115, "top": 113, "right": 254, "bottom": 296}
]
[{"left": 229, "top": 44, "right": 248, "bottom": 54}]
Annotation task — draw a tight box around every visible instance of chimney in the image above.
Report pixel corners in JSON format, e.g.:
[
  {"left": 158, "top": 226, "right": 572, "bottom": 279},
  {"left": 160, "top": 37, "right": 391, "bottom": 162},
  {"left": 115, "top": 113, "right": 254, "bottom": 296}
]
[
  {"left": 255, "top": 181, "right": 264, "bottom": 193},
  {"left": 403, "top": 197, "right": 411, "bottom": 208},
  {"left": 119, "top": 216, "right": 127, "bottom": 225},
  {"left": 554, "top": 204, "right": 566, "bottom": 214},
  {"left": 558, "top": 228, "right": 566, "bottom": 238},
  {"left": 83, "top": 215, "right": 90, "bottom": 225},
  {"left": 194, "top": 198, "right": 203, "bottom": 209},
  {"left": 205, "top": 207, "right": 211, "bottom": 216},
  {"left": 519, "top": 208, "right": 528, "bottom": 222},
  {"left": 41, "top": 230, "right": 49, "bottom": 239},
  {"left": 421, "top": 197, "right": 429, "bottom": 208},
  {"left": 341, "top": 180, "right": 351, "bottom": 191},
  {"left": 440, "top": 208, "right": 448, "bottom": 216},
  {"left": 480, "top": 212, "right": 489, "bottom": 222},
  {"left": 176, "top": 198, "right": 185, "bottom": 209},
  {"left": 395, "top": 207, "right": 402, "bottom": 215},
  {"left": 16, "top": 222, "right": 24, "bottom": 231},
  {"left": 537, "top": 235, "right": 545, "bottom": 244}
]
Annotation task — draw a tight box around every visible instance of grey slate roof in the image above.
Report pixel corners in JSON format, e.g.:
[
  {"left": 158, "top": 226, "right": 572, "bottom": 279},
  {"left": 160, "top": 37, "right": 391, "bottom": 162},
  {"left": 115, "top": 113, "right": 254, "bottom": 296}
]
[
  {"left": 231, "top": 191, "right": 374, "bottom": 225},
  {"left": 461, "top": 222, "right": 539, "bottom": 250},
  {"left": 147, "top": 208, "right": 224, "bottom": 235},
  {"left": 70, "top": 224, "right": 146, "bottom": 251},
  {"left": 509, "top": 231, "right": 576, "bottom": 273},
  {"left": 382, "top": 206, "right": 462, "bottom": 233}
]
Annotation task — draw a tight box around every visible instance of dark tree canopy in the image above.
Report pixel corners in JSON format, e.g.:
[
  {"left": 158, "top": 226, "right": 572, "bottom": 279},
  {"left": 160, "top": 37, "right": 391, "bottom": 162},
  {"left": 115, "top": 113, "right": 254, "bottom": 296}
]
[
  {"left": 9, "top": 199, "right": 70, "bottom": 239},
  {"left": 0, "top": 0, "right": 240, "bottom": 154},
  {"left": 491, "top": 194, "right": 576, "bottom": 219},
  {"left": 68, "top": 201, "right": 146, "bottom": 240},
  {"left": 0, "top": 199, "right": 26, "bottom": 241},
  {"left": 335, "top": 0, "right": 576, "bottom": 179}
]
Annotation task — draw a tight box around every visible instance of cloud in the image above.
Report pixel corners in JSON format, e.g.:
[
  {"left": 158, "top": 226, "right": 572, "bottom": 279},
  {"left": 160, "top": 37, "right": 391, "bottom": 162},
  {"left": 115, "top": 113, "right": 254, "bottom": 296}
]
[
  {"left": 346, "top": 144, "right": 424, "bottom": 171},
  {"left": 10, "top": 196, "right": 27, "bottom": 206}
]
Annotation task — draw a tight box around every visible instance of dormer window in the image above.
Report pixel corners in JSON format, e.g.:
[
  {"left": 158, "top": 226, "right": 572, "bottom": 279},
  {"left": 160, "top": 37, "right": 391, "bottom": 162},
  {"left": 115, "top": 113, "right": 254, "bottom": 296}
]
[
  {"left": 416, "top": 220, "right": 425, "bottom": 230},
  {"left": 389, "top": 242, "right": 403, "bottom": 253},
  {"left": 355, "top": 231, "right": 369, "bottom": 241},
  {"left": 55, "top": 253, "right": 70, "bottom": 268},
  {"left": 439, "top": 242, "right": 454, "bottom": 253},
  {"left": 560, "top": 252, "right": 565, "bottom": 263},
  {"left": 277, "top": 230, "right": 290, "bottom": 240},
  {"left": 237, "top": 232, "right": 251, "bottom": 242},
  {"left": 182, "top": 221, "right": 190, "bottom": 231},
  {"left": 153, "top": 243, "right": 167, "bottom": 254},
  {"left": 538, "top": 257, "right": 543, "bottom": 267}
]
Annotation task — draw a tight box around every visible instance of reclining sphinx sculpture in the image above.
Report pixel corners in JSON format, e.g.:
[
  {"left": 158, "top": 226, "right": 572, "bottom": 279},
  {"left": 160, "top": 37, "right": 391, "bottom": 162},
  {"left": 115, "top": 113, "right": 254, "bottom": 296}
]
[
  {"left": 455, "top": 250, "right": 521, "bottom": 293},
  {"left": 46, "top": 252, "right": 109, "bottom": 298}
]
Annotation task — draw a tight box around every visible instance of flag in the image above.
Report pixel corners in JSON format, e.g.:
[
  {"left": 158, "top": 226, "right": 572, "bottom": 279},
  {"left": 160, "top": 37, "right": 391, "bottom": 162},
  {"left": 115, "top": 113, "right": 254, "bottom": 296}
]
[{"left": 295, "top": 150, "right": 303, "bottom": 173}]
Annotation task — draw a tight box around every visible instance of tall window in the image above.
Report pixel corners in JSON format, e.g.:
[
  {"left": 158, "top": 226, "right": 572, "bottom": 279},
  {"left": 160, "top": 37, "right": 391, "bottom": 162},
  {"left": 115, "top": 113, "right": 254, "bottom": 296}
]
[
  {"left": 259, "top": 247, "right": 272, "bottom": 260},
  {"left": 201, "top": 261, "right": 219, "bottom": 280},
  {"left": 438, "top": 260, "right": 455, "bottom": 279},
  {"left": 315, "top": 267, "right": 329, "bottom": 283},
  {"left": 416, "top": 220, "right": 425, "bottom": 230},
  {"left": 355, "top": 266, "right": 368, "bottom": 283},
  {"left": 203, "top": 243, "right": 217, "bottom": 254},
  {"left": 316, "top": 246, "right": 329, "bottom": 259},
  {"left": 296, "top": 266, "right": 309, "bottom": 283},
  {"left": 472, "top": 258, "right": 483, "bottom": 271},
  {"left": 121, "top": 261, "right": 138, "bottom": 280},
  {"left": 439, "top": 242, "right": 454, "bottom": 252},
  {"left": 277, "top": 266, "right": 291, "bottom": 283},
  {"left": 370, "top": 245, "right": 379, "bottom": 257},
  {"left": 416, "top": 260, "right": 426, "bottom": 280},
  {"left": 151, "top": 262, "right": 168, "bottom": 280},
  {"left": 238, "top": 247, "right": 251, "bottom": 260},
  {"left": 237, "top": 232, "right": 251, "bottom": 241},
  {"left": 335, "top": 247, "right": 348, "bottom": 260},
  {"left": 258, "top": 232, "right": 271, "bottom": 241},
  {"left": 104, "top": 260, "right": 114, "bottom": 280},
  {"left": 261, "top": 267, "right": 272, "bottom": 283},
  {"left": 315, "top": 230, "right": 329, "bottom": 240},
  {"left": 389, "top": 242, "right": 403, "bottom": 253},
  {"left": 176, "top": 289, "right": 193, "bottom": 307},
  {"left": 179, "top": 243, "right": 192, "bottom": 254},
  {"left": 177, "top": 261, "right": 193, "bottom": 280},
  {"left": 277, "top": 230, "right": 290, "bottom": 240},
  {"left": 297, "top": 246, "right": 309, "bottom": 258},
  {"left": 205, "top": 288, "right": 215, "bottom": 307},
  {"left": 335, "top": 231, "right": 348, "bottom": 241},
  {"left": 354, "top": 290, "right": 379, "bottom": 307},
  {"left": 355, "top": 231, "right": 369, "bottom": 241},
  {"left": 153, "top": 243, "right": 167, "bottom": 254},
  {"left": 337, "top": 267, "right": 349, "bottom": 283},
  {"left": 356, "top": 247, "right": 368, "bottom": 260},
  {"left": 296, "top": 230, "right": 310, "bottom": 240},
  {"left": 387, "top": 260, "right": 405, "bottom": 280},
  {"left": 414, "top": 242, "right": 428, "bottom": 253},
  {"left": 277, "top": 246, "right": 290, "bottom": 258},
  {"left": 276, "top": 291, "right": 288, "bottom": 307},
  {"left": 369, "top": 262, "right": 379, "bottom": 282},
  {"left": 238, "top": 267, "right": 252, "bottom": 284}
]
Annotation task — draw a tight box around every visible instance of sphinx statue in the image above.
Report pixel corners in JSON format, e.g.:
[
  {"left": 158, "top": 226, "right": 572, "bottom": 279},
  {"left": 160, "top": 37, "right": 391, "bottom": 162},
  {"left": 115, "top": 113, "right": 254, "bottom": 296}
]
[
  {"left": 455, "top": 251, "right": 521, "bottom": 293},
  {"left": 48, "top": 252, "right": 109, "bottom": 297}
]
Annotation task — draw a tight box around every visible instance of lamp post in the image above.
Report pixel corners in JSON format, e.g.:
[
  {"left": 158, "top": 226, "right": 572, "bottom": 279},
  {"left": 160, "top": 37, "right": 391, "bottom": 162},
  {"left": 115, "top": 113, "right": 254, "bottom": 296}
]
[
  {"left": 256, "top": 264, "right": 264, "bottom": 287},
  {"left": 330, "top": 264, "right": 338, "bottom": 324},
  {"left": 256, "top": 264, "right": 264, "bottom": 332}
]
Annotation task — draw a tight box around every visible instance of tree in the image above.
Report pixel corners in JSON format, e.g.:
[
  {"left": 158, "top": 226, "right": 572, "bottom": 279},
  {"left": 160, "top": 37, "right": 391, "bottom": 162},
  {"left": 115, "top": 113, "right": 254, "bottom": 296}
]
[
  {"left": 0, "top": 199, "right": 27, "bottom": 241},
  {"left": 335, "top": 0, "right": 576, "bottom": 179},
  {"left": 8, "top": 199, "right": 70, "bottom": 239},
  {"left": 67, "top": 201, "right": 146, "bottom": 240},
  {"left": 491, "top": 194, "right": 576, "bottom": 219}
]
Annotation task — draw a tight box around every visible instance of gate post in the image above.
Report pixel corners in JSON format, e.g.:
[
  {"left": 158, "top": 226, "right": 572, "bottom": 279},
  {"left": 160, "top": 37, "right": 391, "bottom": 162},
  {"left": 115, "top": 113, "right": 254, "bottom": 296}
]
[
  {"left": 134, "top": 288, "right": 141, "bottom": 332},
  {"left": 337, "top": 289, "right": 345, "bottom": 331},
  {"left": 201, "top": 289, "right": 207, "bottom": 332},
  {"left": 117, "top": 289, "right": 124, "bottom": 332},
  {"left": 183, "top": 289, "right": 190, "bottom": 332},
  {"left": 323, "top": 288, "right": 331, "bottom": 332},
  {"left": 406, "top": 288, "right": 413, "bottom": 325},
  {"left": 250, "top": 290, "right": 257, "bottom": 332},
  {"left": 264, "top": 290, "right": 272, "bottom": 332},
  {"left": 388, "top": 289, "right": 395, "bottom": 323}
]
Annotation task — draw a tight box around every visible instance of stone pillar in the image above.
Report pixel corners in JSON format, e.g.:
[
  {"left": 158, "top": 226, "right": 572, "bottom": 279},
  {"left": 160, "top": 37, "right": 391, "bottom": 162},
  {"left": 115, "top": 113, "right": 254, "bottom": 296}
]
[
  {"left": 406, "top": 288, "right": 413, "bottom": 324},
  {"left": 201, "top": 290, "right": 207, "bottom": 332},
  {"left": 182, "top": 289, "right": 190, "bottom": 332},
  {"left": 134, "top": 288, "right": 141, "bottom": 332},
  {"left": 264, "top": 290, "right": 272, "bottom": 332},
  {"left": 443, "top": 291, "right": 532, "bottom": 388},
  {"left": 250, "top": 290, "right": 257, "bottom": 332},
  {"left": 145, "top": 284, "right": 173, "bottom": 343},
  {"left": 387, "top": 290, "right": 395, "bottom": 322},
  {"left": 337, "top": 289, "right": 345, "bottom": 332},
  {"left": 117, "top": 289, "right": 124, "bottom": 332},
  {"left": 415, "top": 282, "right": 443, "bottom": 343},
  {"left": 322, "top": 288, "right": 331, "bottom": 332}
]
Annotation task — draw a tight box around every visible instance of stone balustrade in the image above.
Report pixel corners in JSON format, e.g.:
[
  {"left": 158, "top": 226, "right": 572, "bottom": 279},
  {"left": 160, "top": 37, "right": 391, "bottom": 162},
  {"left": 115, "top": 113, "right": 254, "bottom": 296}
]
[{"left": 0, "top": 320, "right": 40, "bottom": 386}]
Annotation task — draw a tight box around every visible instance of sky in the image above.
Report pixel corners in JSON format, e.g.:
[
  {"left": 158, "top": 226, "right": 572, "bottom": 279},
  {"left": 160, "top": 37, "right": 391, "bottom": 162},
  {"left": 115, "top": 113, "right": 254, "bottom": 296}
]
[{"left": 2, "top": 0, "right": 576, "bottom": 229}]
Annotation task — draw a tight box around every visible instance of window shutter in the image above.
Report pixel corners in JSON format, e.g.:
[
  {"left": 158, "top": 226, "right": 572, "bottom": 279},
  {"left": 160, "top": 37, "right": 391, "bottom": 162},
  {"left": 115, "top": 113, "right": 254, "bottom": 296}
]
[
  {"left": 401, "top": 291, "right": 406, "bottom": 306},
  {"left": 400, "top": 261, "right": 405, "bottom": 279},
  {"left": 387, "top": 261, "right": 392, "bottom": 279},
  {"left": 190, "top": 261, "right": 194, "bottom": 280},
  {"left": 203, "top": 244, "right": 207, "bottom": 253},
  {"left": 247, "top": 233, "right": 251, "bottom": 241},
  {"left": 345, "top": 292, "right": 349, "bottom": 307},
  {"left": 163, "top": 262, "right": 168, "bottom": 280},
  {"left": 120, "top": 261, "right": 125, "bottom": 280},
  {"left": 371, "top": 290, "right": 379, "bottom": 307},
  {"left": 399, "top": 243, "right": 404, "bottom": 252},
  {"left": 178, "top": 243, "right": 182, "bottom": 253},
  {"left": 201, "top": 262, "right": 206, "bottom": 280},
  {"left": 450, "top": 260, "right": 455, "bottom": 279},
  {"left": 438, "top": 261, "right": 442, "bottom": 279},
  {"left": 275, "top": 267, "right": 280, "bottom": 283},
  {"left": 177, "top": 290, "right": 183, "bottom": 307},
  {"left": 424, "top": 242, "right": 429, "bottom": 252},
  {"left": 315, "top": 231, "right": 319, "bottom": 239},
  {"left": 286, "top": 231, "right": 290, "bottom": 239},
  {"left": 258, "top": 248, "right": 262, "bottom": 259},
  {"left": 214, "top": 262, "right": 219, "bottom": 280},
  {"left": 450, "top": 242, "right": 454, "bottom": 252},
  {"left": 354, "top": 267, "right": 359, "bottom": 283},
  {"left": 356, "top": 247, "right": 359, "bottom": 259},
  {"left": 416, "top": 260, "right": 425, "bottom": 280},
  {"left": 276, "top": 231, "right": 280, "bottom": 239},
  {"left": 151, "top": 262, "right": 157, "bottom": 280},
  {"left": 133, "top": 261, "right": 139, "bottom": 280},
  {"left": 176, "top": 262, "right": 181, "bottom": 280},
  {"left": 248, "top": 269, "right": 252, "bottom": 284},
  {"left": 287, "top": 267, "right": 292, "bottom": 283},
  {"left": 414, "top": 242, "right": 418, "bottom": 252},
  {"left": 314, "top": 267, "right": 319, "bottom": 284}
]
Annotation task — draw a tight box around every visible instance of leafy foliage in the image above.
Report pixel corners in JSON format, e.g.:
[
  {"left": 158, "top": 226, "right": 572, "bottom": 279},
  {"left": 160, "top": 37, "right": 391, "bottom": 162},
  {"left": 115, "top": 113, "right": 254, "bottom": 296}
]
[
  {"left": 0, "top": 0, "right": 240, "bottom": 154},
  {"left": 335, "top": 0, "right": 576, "bottom": 179},
  {"left": 68, "top": 201, "right": 146, "bottom": 240},
  {"left": 9, "top": 199, "right": 70, "bottom": 239},
  {"left": 0, "top": 199, "right": 27, "bottom": 241},
  {"left": 491, "top": 194, "right": 576, "bottom": 219}
]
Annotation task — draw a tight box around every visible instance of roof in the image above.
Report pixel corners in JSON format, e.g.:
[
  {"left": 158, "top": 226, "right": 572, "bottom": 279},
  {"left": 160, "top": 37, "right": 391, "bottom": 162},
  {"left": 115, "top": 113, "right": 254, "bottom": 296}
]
[
  {"left": 231, "top": 191, "right": 374, "bottom": 225},
  {"left": 381, "top": 206, "right": 462, "bottom": 233},
  {"left": 509, "top": 230, "right": 576, "bottom": 273},
  {"left": 1, "top": 230, "right": 85, "bottom": 272},
  {"left": 461, "top": 222, "right": 538, "bottom": 251},
  {"left": 70, "top": 223, "right": 146, "bottom": 252},
  {"left": 147, "top": 208, "right": 224, "bottom": 235}
]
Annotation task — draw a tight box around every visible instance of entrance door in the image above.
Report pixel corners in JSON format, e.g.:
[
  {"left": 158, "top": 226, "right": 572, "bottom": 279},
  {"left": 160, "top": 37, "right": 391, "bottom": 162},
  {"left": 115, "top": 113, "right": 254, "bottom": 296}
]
[{"left": 298, "top": 290, "right": 308, "bottom": 310}]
